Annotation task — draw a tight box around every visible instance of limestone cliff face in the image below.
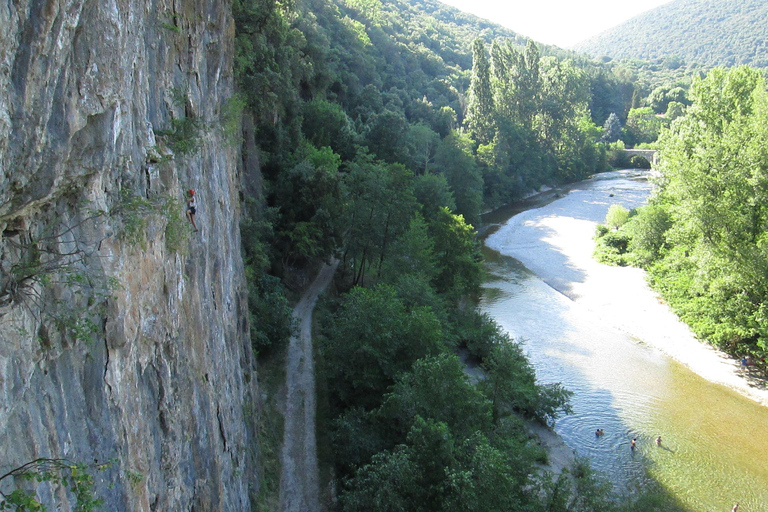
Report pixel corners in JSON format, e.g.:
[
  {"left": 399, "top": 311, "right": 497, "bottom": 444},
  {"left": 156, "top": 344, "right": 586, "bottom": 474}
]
[{"left": 0, "top": 0, "right": 258, "bottom": 510}]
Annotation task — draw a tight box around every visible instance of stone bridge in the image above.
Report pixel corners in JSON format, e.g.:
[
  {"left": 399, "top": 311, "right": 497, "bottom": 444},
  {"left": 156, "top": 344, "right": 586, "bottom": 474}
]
[{"left": 623, "top": 149, "right": 658, "bottom": 167}]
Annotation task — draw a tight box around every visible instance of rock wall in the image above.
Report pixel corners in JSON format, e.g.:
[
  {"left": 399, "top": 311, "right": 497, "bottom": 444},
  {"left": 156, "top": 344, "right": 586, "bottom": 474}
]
[{"left": 0, "top": 0, "right": 258, "bottom": 510}]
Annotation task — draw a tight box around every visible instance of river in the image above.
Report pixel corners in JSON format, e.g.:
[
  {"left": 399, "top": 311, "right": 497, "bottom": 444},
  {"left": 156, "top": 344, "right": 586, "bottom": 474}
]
[{"left": 480, "top": 170, "right": 768, "bottom": 511}]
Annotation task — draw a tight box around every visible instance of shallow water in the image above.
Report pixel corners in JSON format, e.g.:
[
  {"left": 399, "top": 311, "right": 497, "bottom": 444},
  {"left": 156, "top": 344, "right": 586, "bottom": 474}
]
[{"left": 481, "top": 171, "right": 768, "bottom": 511}]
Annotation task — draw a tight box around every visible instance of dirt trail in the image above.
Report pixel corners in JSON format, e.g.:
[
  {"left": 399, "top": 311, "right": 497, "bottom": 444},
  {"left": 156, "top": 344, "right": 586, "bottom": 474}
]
[{"left": 279, "top": 260, "right": 338, "bottom": 512}]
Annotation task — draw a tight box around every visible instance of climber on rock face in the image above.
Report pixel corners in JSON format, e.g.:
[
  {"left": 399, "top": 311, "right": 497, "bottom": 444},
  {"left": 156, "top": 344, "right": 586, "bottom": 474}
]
[{"left": 186, "top": 189, "right": 198, "bottom": 232}]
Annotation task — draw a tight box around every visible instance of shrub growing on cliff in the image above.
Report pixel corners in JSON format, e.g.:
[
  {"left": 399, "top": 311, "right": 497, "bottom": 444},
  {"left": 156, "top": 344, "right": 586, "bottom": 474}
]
[
  {"left": 154, "top": 116, "right": 203, "bottom": 157},
  {"left": 220, "top": 93, "right": 247, "bottom": 147},
  {"left": 0, "top": 212, "right": 117, "bottom": 345},
  {"left": 0, "top": 458, "right": 109, "bottom": 512},
  {"left": 240, "top": 201, "right": 295, "bottom": 355},
  {"left": 113, "top": 191, "right": 189, "bottom": 254}
]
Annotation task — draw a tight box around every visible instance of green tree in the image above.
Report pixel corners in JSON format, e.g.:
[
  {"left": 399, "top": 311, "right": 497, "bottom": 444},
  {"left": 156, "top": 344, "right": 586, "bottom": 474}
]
[
  {"left": 519, "top": 40, "right": 541, "bottom": 130},
  {"left": 605, "top": 204, "right": 630, "bottom": 230},
  {"left": 413, "top": 173, "right": 456, "bottom": 222},
  {"left": 600, "top": 112, "right": 622, "bottom": 143},
  {"left": 274, "top": 145, "right": 345, "bottom": 266},
  {"left": 432, "top": 105, "right": 457, "bottom": 138},
  {"left": 465, "top": 39, "right": 495, "bottom": 145},
  {"left": 434, "top": 132, "right": 483, "bottom": 227},
  {"left": 481, "top": 342, "right": 572, "bottom": 425},
  {"left": 364, "top": 110, "right": 410, "bottom": 164},
  {"left": 321, "top": 285, "right": 443, "bottom": 409},
  {"left": 625, "top": 204, "right": 671, "bottom": 266},
  {"left": 405, "top": 123, "right": 441, "bottom": 174},
  {"left": 623, "top": 107, "right": 665, "bottom": 145},
  {"left": 664, "top": 101, "right": 686, "bottom": 121},
  {"left": 652, "top": 66, "right": 768, "bottom": 351},
  {"left": 378, "top": 354, "right": 493, "bottom": 442},
  {"left": 536, "top": 57, "right": 591, "bottom": 181},
  {"left": 379, "top": 214, "right": 438, "bottom": 283},
  {"left": 302, "top": 98, "right": 356, "bottom": 158},
  {"left": 343, "top": 0, "right": 382, "bottom": 23},
  {"left": 430, "top": 207, "right": 483, "bottom": 302},
  {"left": 339, "top": 443, "right": 420, "bottom": 512},
  {"left": 340, "top": 416, "right": 531, "bottom": 512},
  {"left": 342, "top": 158, "right": 418, "bottom": 286},
  {"left": 647, "top": 86, "right": 671, "bottom": 114}
]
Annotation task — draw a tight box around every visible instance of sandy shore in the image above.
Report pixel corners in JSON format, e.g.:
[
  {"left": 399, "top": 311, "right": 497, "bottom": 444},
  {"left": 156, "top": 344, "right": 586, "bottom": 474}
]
[{"left": 486, "top": 170, "right": 768, "bottom": 408}]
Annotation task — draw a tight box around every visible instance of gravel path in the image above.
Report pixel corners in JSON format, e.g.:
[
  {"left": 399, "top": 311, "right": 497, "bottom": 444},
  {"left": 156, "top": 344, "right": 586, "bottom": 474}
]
[{"left": 279, "top": 260, "right": 338, "bottom": 512}]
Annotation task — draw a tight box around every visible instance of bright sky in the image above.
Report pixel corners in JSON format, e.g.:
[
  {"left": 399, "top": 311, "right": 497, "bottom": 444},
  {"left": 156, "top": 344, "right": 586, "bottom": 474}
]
[{"left": 438, "top": 0, "right": 674, "bottom": 48}]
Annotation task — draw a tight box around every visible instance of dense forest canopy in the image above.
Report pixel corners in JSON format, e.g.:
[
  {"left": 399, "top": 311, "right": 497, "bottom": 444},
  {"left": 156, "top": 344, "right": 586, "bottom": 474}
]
[
  {"left": 574, "top": 0, "right": 768, "bottom": 69},
  {"left": 231, "top": 0, "right": 768, "bottom": 509},
  {"left": 232, "top": 0, "right": 680, "bottom": 508}
]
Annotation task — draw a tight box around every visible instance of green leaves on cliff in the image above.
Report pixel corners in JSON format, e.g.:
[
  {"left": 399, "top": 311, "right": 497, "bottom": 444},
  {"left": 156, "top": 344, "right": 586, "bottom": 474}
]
[
  {"left": 0, "top": 458, "right": 109, "bottom": 512},
  {"left": 112, "top": 191, "right": 189, "bottom": 254},
  {"left": 0, "top": 212, "right": 116, "bottom": 345}
]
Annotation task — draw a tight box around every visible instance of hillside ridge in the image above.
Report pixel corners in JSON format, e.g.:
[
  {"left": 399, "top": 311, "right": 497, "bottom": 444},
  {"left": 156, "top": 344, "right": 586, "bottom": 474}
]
[{"left": 573, "top": 0, "right": 768, "bottom": 68}]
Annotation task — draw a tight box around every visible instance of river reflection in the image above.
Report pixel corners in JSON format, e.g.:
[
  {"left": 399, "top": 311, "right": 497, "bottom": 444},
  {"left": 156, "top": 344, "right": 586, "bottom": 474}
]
[{"left": 480, "top": 172, "right": 768, "bottom": 511}]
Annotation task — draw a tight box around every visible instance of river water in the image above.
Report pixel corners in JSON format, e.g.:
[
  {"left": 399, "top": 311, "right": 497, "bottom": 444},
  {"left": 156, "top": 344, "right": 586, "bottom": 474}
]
[{"left": 480, "top": 170, "right": 768, "bottom": 511}]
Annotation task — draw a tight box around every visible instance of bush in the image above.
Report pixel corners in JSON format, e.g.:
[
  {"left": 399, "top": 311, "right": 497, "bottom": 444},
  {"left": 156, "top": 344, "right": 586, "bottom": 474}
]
[
  {"left": 594, "top": 224, "right": 609, "bottom": 237},
  {"left": 604, "top": 204, "right": 630, "bottom": 230},
  {"left": 456, "top": 311, "right": 508, "bottom": 363},
  {"left": 602, "top": 230, "right": 631, "bottom": 253},
  {"left": 625, "top": 204, "right": 670, "bottom": 267},
  {"left": 594, "top": 230, "right": 632, "bottom": 266}
]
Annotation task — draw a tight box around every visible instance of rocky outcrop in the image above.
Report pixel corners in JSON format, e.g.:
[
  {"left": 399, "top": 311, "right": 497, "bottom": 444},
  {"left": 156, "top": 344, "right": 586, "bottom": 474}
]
[{"left": 0, "top": 0, "right": 258, "bottom": 510}]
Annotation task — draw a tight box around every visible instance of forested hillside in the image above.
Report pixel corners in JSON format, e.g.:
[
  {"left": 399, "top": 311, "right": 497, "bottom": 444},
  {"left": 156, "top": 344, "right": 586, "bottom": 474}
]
[
  {"left": 233, "top": 0, "right": 634, "bottom": 358},
  {"left": 232, "top": 0, "right": 683, "bottom": 510},
  {"left": 574, "top": 0, "right": 768, "bottom": 69}
]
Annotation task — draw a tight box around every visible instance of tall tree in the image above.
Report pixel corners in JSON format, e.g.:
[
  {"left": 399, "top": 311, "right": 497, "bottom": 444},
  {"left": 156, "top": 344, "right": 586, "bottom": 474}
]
[
  {"left": 518, "top": 40, "right": 541, "bottom": 131},
  {"left": 600, "top": 112, "right": 622, "bottom": 143},
  {"left": 465, "top": 39, "right": 496, "bottom": 145},
  {"left": 342, "top": 157, "right": 417, "bottom": 286},
  {"left": 434, "top": 132, "right": 483, "bottom": 227}
]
